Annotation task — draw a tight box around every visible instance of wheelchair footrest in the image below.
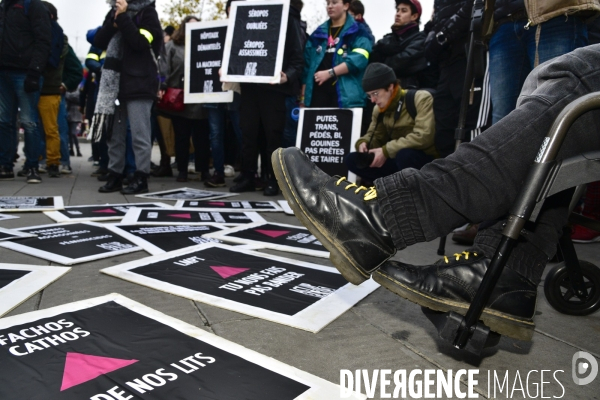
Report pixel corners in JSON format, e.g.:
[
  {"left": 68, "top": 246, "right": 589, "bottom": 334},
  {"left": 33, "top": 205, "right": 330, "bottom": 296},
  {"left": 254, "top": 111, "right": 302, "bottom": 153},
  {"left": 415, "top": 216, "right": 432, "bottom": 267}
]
[{"left": 422, "top": 308, "right": 501, "bottom": 356}]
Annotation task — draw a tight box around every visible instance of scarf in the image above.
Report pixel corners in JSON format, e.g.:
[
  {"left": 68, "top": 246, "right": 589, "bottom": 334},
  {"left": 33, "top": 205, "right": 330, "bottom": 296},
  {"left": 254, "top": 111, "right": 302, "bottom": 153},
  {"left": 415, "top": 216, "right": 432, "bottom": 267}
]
[
  {"left": 391, "top": 22, "right": 418, "bottom": 36},
  {"left": 89, "top": 0, "right": 154, "bottom": 142}
]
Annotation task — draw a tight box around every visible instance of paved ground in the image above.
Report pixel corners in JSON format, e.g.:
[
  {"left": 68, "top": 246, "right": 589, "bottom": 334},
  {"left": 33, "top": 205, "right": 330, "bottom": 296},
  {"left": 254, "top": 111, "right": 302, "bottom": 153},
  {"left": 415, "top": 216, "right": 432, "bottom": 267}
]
[{"left": 1, "top": 143, "right": 599, "bottom": 399}]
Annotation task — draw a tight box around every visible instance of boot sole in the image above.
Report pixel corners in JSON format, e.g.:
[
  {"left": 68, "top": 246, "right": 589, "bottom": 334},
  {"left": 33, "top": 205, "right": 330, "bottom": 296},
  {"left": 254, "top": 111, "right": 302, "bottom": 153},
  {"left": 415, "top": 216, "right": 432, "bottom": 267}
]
[
  {"left": 272, "top": 149, "right": 371, "bottom": 285},
  {"left": 372, "top": 270, "right": 535, "bottom": 341}
]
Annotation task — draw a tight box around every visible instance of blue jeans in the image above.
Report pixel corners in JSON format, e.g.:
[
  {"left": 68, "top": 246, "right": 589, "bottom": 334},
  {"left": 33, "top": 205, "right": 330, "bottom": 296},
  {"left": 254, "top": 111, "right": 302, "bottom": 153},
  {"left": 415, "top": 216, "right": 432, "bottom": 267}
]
[
  {"left": 489, "top": 16, "right": 588, "bottom": 124},
  {"left": 346, "top": 148, "right": 434, "bottom": 183},
  {"left": 206, "top": 104, "right": 243, "bottom": 175},
  {"left": 59, "top": 96, "right": 70, "bottom": 166},
  {"left": 0, "top": 70, "right": 42, "bottom": 170}
]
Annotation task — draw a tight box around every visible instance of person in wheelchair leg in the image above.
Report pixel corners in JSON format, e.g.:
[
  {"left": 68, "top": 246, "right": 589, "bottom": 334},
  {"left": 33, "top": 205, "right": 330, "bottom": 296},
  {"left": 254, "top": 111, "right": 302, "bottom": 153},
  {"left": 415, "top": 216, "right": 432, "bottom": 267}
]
[
  {"left": 345, "top": 63, "right": 437, "bottom": 186},
  {"left": 272, "top": 44, "right": 600, "bottom": 341}
]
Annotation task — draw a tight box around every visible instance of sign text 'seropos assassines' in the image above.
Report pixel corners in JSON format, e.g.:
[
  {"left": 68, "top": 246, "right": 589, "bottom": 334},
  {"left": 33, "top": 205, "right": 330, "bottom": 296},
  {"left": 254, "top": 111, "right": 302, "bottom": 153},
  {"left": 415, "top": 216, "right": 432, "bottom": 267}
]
[
  {"left": 221, "top": 0, "right": 289, "bottom": 83},
  {"left": 185, "top": 20, "right": 233, "bottom": 103}
]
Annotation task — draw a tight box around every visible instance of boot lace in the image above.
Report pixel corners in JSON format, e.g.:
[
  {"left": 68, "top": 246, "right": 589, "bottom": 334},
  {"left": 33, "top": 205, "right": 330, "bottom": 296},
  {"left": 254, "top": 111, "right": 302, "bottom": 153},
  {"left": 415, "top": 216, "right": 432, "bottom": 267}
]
[
  {"left": 335, "top": 177, "right": 377, "bottom": 201},
  {"left": 443, "top": 251, "right": 478, "bottom": 264}
]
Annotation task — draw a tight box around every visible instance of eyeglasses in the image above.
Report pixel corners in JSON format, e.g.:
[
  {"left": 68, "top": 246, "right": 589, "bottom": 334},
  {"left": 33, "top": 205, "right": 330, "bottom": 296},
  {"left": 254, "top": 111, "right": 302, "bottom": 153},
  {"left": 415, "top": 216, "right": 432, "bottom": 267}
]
[{"left": 366, "top": 89, "right": 383, "bottom": 100}]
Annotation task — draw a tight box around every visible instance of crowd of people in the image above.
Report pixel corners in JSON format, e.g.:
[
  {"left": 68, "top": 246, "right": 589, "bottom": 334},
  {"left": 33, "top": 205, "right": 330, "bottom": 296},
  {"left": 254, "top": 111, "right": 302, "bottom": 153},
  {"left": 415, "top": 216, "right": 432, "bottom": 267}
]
[{"left": 0, "top": 0, "right": 599, "bottom": 243}]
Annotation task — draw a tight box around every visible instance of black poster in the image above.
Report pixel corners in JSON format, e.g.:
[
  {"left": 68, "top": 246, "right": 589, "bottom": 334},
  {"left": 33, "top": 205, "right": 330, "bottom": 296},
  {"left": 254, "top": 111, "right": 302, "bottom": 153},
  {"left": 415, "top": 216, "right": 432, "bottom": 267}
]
[
  {"left": 17, "top": 224, "right": 137, "bottom": 259},
  {"left": 118, "top": 225, "right": 222, "bottom": 253},
  {"left": 179, "top": 200, "right": 278, "bottom": 211},
  {"left": 0, "top": 231, "right": 25, "bottom": 241},
  {"left": 231, "top": 224, "right": 324, "bottom": 252},
  {"left": 0, "top": 302, "right": 309, "bottom": 399},
  {"left": 137, "top": 210, "right": 255, "bottom": 224},
  {"left": 140, "top": 189, "right": 232, "bottom": 200},
  {"left": 189, "top": 25, "right": 228, "bottom": 95},
  {"left": 0, "top": 270, "right": 30, "bottom": 290},
  {"left": 0, "top": 196, "right": 56, "bottom": 210},
  {"left": 298, "top": 109, "right": 354, "bottom": 177},
  {"left": 227, "top": 3, "right": 284, "bottom": 77},
  {"left": 55, "top": 204, "right": 164, "bottom": 220},
  {"left": 132, "top": 246, "right": 347, "bottom": 315}
]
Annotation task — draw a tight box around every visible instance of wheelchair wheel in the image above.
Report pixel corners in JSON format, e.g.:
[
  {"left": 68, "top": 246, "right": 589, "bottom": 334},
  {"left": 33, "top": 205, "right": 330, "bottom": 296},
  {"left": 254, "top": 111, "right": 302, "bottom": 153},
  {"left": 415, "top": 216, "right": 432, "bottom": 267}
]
[{"left": 544, "top": 261, "right": 600, "bottom": 316}]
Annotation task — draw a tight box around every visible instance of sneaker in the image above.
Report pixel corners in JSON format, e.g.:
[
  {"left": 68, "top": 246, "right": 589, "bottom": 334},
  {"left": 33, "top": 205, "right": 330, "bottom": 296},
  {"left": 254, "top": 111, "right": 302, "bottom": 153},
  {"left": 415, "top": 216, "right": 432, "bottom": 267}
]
[
  {"left": 60, "top": 165, "right": 72, "bottom": 174},
  {"left": 571, "top": 223, "right": 600, "bottom": 243},
  {"left": 373, "top": 252, "right": 537, "bottom": 341},
  {"left": 121, "top": 173, "right": 149, "bottom": 195},
  {"left": 224, "top": 165, "right": 235, "bottom": 177},
  {"left": 93, "top": 161, "right": 100, "bottom": 167},
  {"left": 47, "top": 164, "right": 60, "bottom": 178},
  {"left": 38, "top": 164, "right": 47, "bottom": 173},
  {"left": 272, "top": 147, "right": 395, "bottom": 285},
  {"left": 205, "top": 172, "right": 226, "bottom": 187},
  {"left": 17, "top": 167, "right": 29, "bottom": 177},
  {"left": 0, "top": 166, "right": 15, "bottom": 180},
  {"left": 26, "top": 168, "right": 42, "bottom": 184}
]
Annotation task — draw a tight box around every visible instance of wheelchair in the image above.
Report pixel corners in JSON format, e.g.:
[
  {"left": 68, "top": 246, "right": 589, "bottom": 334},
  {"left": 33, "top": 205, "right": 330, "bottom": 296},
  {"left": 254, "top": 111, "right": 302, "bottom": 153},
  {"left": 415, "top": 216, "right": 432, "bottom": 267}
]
[{"left": 425, "top": 92, "right": 600, "bottom": 355}]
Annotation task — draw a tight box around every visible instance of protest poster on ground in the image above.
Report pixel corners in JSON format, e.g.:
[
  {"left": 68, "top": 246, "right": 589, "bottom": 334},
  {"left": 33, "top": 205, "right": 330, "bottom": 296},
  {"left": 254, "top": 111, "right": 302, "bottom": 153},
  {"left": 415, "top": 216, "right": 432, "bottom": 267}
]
[
  {"left": 0, "top": 222, "right": 141, "bottom": 265},
  {"left": 296, "top": 108, "right": 363, "bottom": 181},
  {"left": 174, "top": 199, "right": 282, "bottom": 212},
  {"left": 278, "top": 200, "right": 294, "bottom": 215},
  {"left": 104, "top": 224, "right": 226, "bottom": 256},
  {"left": 135, "top": 187, "right": 237, "bottom": 201},
  {"left": 0, "top": 294, "right": 366, "bottom": 399},
  {"left": 44, "top": 203, "right": 172, "bottom": 223},
  {"left": 0, "top": 264, "right": 70, "bottom": 317},
  {"left": 221, "top": 0, "right": 289, "bottom": 83},
  {"left": 101, "top": 243, "right": 378, "bottom": 332},
  {"left": 0, "top": 196, "right": 64, "bottom": 212},
  {"left": 0, "top": 213, "right": 19, "bottom": 221},
  {"left": 184, "top": 20, "right": 233, "bottom": 103},
  {"left": 205, "top": 222, "right": 329, "bottom": 258},
  {"left": 0, "top": 227, "right": 36, "bottom": 242},
  {"left": 121, "top": 208, "right": 266, "bottom": 227}
]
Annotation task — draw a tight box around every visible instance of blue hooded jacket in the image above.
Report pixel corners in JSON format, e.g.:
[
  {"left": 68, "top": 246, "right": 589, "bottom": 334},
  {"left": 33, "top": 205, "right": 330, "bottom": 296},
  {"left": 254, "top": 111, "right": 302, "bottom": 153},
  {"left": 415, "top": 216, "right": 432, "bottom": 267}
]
[{"left": 303, "top": 14, "right": 372, "bottom": 108}]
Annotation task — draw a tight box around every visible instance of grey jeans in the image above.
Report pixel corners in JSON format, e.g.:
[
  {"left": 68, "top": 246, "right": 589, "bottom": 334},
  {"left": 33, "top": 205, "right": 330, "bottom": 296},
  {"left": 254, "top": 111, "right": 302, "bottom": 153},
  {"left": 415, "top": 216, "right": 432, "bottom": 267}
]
[
  {"left": 108, "top": 99, "right": 154, "bottom": 175},
  {"left": 376, "top": 44, "right": 600, "bottom": 284}
]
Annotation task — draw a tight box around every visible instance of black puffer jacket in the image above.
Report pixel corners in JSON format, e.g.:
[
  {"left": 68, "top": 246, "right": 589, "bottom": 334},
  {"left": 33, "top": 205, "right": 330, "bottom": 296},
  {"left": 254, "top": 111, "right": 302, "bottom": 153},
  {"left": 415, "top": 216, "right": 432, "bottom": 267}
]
[
  {"left": 94, "top": 4, "right": 162, "bottom": 101},
  {"left": 371, "top": 24, "right": 430, "bottom": 88},
  {"left": 494, "top": 0, "right": 526, "bottom": 20},
  {"left": 424, "top": 0, "right": 472, "bottom": 64},
  {"left": 0, "top": 0, "right": 51, "bottom": 75}
]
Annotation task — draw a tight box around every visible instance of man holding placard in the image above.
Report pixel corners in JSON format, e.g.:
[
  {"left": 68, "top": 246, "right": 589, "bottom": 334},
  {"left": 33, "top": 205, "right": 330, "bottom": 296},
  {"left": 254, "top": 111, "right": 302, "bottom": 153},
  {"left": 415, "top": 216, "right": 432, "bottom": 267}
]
[
  {"left": 225, "top": 0, "right": 305, "bottom": 196},
  {"left": 345, "top": 63, "right": 436, "bottom": 184}
]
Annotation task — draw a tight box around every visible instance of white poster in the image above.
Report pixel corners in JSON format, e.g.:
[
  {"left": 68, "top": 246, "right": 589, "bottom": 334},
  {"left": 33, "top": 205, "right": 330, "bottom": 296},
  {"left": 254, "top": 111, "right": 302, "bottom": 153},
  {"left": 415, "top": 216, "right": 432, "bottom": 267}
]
[
  {"left": 121, "top": 208, "right": 267, "bottom": 227},
  {"left": 43, "top": 202, "right": 172, "bottom": 223},
  {"left": 0, "top": 196, "right": 64, "bottom": 212},
  {"left": 135, "top": 187, "right": 238, "bottom": 201},
  {"left": 0, "top": 264, "right": 70, "bottom": 317}
]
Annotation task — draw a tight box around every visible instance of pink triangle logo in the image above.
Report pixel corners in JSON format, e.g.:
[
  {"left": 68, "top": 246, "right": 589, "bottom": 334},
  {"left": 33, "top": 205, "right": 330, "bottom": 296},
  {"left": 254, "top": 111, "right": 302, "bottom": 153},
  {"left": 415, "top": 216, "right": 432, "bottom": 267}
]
[
  {"left": 210, "top": 266, "right": 250, "bottom": 279},
  {"left": 60, "top": 352, "right": 138, "bottom": 391},
  {"left": 168, "top": 213, "right": 192, "bottom": 219},
  {"left": 255, "top": 229, "right": 291, "bottom": 238},
  {"left": 207, "top": 202, "right": 226, "bottom": 206},
  {"left": 92, "top": 208, "right": 118, "bottom": 214}
]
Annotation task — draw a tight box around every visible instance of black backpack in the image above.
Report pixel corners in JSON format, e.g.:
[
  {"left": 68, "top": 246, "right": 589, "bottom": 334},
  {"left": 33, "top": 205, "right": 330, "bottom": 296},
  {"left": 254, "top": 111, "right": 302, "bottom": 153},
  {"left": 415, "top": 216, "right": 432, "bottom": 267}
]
[{"left": 403, "top": 88, "right": 436, "bottom": 121}]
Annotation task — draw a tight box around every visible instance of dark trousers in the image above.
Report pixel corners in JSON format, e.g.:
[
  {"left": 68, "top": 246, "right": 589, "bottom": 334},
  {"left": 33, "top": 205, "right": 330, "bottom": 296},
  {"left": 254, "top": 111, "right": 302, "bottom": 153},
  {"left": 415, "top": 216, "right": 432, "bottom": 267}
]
[
  {"left": 375, "top": 45, "right": 600, "bottom": 285},
  {"left": 240, "top": 84, "right": 286, "bottom": 180},
  {"left": 346, "top": 148, "right": 434, "bottom": 182},
  {"left": 171, "top": 116, "right": 210, "bottom": 174}
]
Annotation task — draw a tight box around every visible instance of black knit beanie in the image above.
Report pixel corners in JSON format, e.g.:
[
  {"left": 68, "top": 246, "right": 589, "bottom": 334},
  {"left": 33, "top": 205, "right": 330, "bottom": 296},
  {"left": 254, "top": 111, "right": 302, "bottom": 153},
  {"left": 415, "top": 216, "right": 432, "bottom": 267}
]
[{"left": 362, "top": 63, "right": 396, "bottom": 92}]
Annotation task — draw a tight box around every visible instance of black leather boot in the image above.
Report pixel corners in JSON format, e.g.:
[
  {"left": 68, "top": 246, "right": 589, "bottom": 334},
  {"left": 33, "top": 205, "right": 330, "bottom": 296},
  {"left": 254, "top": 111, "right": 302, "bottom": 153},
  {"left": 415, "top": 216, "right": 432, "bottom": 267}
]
[
  {"left": 121, "top": 172, "right": 149, "bottom": 195},
  {"left": 373, "top": 252, "right": 537, "bottom": 341},
  {"left": 272, "top": 147, "right": 395, "bottom": 285},
  {"left": 98, "top": 172, "right": 123, "bottom": 193}
]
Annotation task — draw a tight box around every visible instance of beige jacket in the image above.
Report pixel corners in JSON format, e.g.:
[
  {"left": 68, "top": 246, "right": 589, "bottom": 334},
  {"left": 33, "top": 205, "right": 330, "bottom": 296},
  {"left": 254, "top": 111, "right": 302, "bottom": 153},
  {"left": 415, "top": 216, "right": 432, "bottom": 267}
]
[
  {"left": 355, "top": 88, "right": 437, "bottom": 160},
  {"left": 526, "top": 0, "right": 600, "bottom": 26}
]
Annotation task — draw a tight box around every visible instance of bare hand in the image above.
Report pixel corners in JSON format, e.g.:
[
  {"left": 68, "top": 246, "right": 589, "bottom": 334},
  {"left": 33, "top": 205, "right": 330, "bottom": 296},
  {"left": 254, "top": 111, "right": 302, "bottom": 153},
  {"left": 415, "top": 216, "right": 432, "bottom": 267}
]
[
  {"left": 115, "top": 0, "right": 128, "bottom": 17},
  {"left": 369, "top": 147, "right": 386, "bottom": 168},
  {"left": 158, "top": 90, "right": 165, "bottom": 100},
  {"left": 314, "top": 70, "right": 331, "bottom": 86},
  {"left": 358, "top": 142, "right": 368, "bottom": 153}
]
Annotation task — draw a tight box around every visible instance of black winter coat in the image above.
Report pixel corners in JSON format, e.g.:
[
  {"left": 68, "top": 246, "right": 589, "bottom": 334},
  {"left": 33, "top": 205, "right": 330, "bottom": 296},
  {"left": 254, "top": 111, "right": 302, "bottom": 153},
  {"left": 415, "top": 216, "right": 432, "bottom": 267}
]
[
  {"left": 424, "top": 0, "right": 472, "bottom": 64},
  {"left": 371, "top": 25, "right": 434, "bottom": 89},
  {"left": 94, "top": 5, "right": 162, "bottom": 101},
  {"left": 0, "top": 0, "right": 51, "bottom": 75}
]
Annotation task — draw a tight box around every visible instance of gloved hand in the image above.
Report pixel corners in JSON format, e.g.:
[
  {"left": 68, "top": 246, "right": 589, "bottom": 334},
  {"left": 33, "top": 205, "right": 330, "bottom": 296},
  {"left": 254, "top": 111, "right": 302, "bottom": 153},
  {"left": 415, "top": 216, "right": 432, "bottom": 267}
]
[{"left": 23, "top": 72, "right": 41, "bottom": 93}]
